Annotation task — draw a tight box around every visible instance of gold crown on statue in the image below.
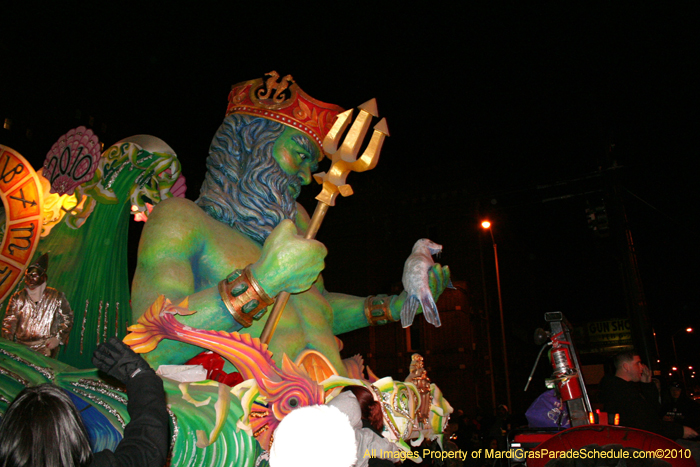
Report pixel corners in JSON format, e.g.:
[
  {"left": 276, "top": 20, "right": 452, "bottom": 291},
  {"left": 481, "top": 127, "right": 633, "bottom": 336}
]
[{"left": 226, "top": 71, "right": 344, "bottom": 158}]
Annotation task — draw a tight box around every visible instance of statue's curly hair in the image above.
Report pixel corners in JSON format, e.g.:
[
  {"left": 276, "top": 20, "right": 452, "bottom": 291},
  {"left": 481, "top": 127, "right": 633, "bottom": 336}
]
[{"left": 196, "top": 114, "right": 300, "bottom": 244}]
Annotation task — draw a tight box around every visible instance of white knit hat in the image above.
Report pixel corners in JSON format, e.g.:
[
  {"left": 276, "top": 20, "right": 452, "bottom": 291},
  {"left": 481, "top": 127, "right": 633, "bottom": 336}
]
[{"left": 269, "top": 404, "right": 357, "bottom": 467}]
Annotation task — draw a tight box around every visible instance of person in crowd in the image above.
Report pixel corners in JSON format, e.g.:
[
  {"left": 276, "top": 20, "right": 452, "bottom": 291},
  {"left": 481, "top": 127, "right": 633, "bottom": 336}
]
[
  {"left": 599, "top": 350, "right": 698, "bottom": 441},
  {"left": 484, "top": 404, "right": 511, "bottom": 451},
  {"left": 327, "top": 386, "right": 403, "bottom": 467},
  {"left": 2, "top": 254, "right": 73, "bottom": 358},
  {"left": 269, "top": 403, "right": 357, "bottom": 467},
  {"left": 0, "top": 337, "right": 170, "bottom": 466},
  {"left": 441, "top": 421, "right": 465, "bottom": 467},
  {"left": 661, "top": 381, "right": 700, "bottom": 428}
]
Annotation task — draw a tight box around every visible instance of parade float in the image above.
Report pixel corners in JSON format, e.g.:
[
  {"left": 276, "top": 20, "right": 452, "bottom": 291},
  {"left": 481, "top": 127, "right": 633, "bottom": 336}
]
[{"left": 0, "top": 72, "right": 453, "bottom": 466}]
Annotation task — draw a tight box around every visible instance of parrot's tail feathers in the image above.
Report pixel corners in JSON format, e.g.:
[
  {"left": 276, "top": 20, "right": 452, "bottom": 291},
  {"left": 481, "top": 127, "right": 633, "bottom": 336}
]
[
  {"left": 420, "top": 293, "right": 441, "bottom": 328},
  {"left": 400, "top": 295, "right": 420, "bottom": 328}
]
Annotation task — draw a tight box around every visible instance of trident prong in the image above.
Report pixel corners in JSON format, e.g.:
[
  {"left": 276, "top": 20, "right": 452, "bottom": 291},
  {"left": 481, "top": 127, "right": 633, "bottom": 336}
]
[
  {"left": 355, "top": 117, "right": 389, "bottom": 172},
  {"left": 337, "top": 99, "right": 379, "bottom": 162},
  {"left": 313, "top": 116, "right": 389, "bottom": 206},
  {"left": 323, "top": 109, "right": 353, "bottom": 154},
  {"left": 259, "top": 100, "right": 388, "bottom": 345}
]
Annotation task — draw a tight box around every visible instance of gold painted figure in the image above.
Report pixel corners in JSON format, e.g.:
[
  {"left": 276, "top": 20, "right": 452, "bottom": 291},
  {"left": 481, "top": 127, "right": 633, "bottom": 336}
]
[
  {"left": 2, "top": 254, "right": 73, "bottom": 357},
  {"left": 405, "top": 353, "right": 432, "bottom": 426}
]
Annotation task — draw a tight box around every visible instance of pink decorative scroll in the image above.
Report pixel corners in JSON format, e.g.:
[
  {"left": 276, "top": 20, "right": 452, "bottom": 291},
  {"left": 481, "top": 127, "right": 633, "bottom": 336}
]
[{"left": 44, "top": 126, "right": 101, "bottom": 195}]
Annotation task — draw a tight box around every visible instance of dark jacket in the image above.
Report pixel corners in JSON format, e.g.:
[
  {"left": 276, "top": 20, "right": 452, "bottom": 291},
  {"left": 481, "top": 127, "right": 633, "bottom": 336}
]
[
  {"left": 599, "top": 374, "right": 684, "bottom": 440},
  {"left": 91, "top": 369, "right": 170, "bottom": 466},
  {"left": 661, "top": 392, "right": 700, "bottom": 428}
]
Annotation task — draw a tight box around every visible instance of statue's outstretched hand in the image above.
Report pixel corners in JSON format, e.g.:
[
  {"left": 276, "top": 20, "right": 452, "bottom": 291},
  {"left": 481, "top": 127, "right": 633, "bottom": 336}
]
[
  {"left": 45, "top": 337, "right": 60, "bottom": 350},
  {"left": 251, "top": 219, "right": 327, "bottom": 296},
  {"left": 390, "top": 263, "right": 452, "bottom": 321},
  {"left": 93, "top": 337, "right": 152, "bottom": 384},
  {"left": 429, "top": 264, "right": 452, "bottom": 302}
]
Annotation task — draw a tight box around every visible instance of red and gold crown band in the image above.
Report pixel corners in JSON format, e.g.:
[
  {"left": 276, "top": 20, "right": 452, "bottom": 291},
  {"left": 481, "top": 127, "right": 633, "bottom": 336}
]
[{"left": 226, "top": 71, "right": 344, "bottom": 159}]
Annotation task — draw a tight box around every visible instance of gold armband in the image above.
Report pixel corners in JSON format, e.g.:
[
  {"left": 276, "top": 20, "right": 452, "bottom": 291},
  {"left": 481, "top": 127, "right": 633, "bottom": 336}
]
[
  {"left": 364, "top": 295, "right": 398, "bottom": 326},
  {"left": 219, "top": 265, "right": 275, "bottom": 328}
]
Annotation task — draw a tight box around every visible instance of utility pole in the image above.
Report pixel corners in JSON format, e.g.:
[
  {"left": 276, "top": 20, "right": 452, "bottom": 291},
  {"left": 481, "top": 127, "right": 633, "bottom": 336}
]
[{"left": 602, "top": 147, "right": 654, "bottom": 368}]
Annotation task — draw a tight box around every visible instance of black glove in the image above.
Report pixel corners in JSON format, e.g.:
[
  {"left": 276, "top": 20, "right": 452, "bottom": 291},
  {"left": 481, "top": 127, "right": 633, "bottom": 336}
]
[{"left": 93, "top": 337, "right": 152, "bottom": 384}]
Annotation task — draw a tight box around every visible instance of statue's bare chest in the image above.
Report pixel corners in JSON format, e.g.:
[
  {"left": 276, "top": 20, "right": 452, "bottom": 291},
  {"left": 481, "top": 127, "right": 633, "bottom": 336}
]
[
  {"left": 193, "top": 226, "right": 263, "bottom": 291},
  {"left": 190, "top": 218, "right": 333, "bottom": 326}
]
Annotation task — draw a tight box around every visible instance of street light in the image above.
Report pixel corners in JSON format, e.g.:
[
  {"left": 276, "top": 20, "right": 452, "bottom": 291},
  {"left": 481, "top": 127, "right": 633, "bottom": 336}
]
[
  {"left": 478, "top": 226, "right": 498, "bottom": 410},
  {"left": 481, "top": 220, "right": 511, "bottom": 410}
]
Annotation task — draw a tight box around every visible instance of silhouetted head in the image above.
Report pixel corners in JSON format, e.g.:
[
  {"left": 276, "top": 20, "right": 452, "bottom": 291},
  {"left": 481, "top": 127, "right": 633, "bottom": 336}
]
[
  {"left": 613, "top": 350, "right": 643, "bottom": 382},
  {"left": 0, "top": 384, "right": 92, "bottom": 467},
  {"left": 670, "top": 381, "right": 683, "bottom": 399}
]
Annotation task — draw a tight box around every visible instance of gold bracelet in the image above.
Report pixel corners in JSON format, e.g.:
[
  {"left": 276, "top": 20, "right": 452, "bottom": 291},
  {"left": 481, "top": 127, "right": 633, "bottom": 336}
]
[
  {"left": 364, "top": 295, "right": 398, "bottom": 326},
  {"left": 219, "top": 265, "right": 275, "bottom": 328}
]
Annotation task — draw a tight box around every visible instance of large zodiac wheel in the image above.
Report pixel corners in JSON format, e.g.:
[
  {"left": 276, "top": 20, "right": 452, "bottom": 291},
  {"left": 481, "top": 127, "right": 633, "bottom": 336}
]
[{"left": 0, "top": 145, "right": 43, "bottom": 304}]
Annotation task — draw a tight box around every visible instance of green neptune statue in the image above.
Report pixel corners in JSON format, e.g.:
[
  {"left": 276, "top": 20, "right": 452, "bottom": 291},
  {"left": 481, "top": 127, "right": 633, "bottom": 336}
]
[{"left": 131, "top": 71, "right": 451, "bottom": 379}]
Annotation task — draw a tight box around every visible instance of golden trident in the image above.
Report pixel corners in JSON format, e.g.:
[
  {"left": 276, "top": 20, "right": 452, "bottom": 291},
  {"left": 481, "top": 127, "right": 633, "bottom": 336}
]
[{"left": 260, "top": 98, "right": 389, "bottom": 344}]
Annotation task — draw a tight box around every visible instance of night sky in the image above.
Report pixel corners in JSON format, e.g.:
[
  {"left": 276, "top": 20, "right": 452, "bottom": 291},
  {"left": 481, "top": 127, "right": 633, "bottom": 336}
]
[{"left": 2, "top": 4, "right": 699, "bottom": 378}]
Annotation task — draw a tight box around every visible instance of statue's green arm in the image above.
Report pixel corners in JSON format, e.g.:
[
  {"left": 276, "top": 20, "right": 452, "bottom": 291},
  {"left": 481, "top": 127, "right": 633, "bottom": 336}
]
[
  {"left": 130, "top": 199, "right": 242, "bottom": 336},
  {"left": 130, "top": 198, "right": 327, "bottom": 339},
  {"left": 322, "top": 264, "right": 451, "bottom": 335}
]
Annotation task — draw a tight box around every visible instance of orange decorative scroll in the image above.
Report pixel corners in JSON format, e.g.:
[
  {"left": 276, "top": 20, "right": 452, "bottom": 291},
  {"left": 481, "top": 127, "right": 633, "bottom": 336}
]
[{"left": 0, "top": 145, "right": 44, "bottom": 302}]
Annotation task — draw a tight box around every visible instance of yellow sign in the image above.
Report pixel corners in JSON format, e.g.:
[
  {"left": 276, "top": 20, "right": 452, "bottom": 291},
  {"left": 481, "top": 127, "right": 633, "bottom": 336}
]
[{"left": 587, "top": 319, "right": 631, "bottom": 341}]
